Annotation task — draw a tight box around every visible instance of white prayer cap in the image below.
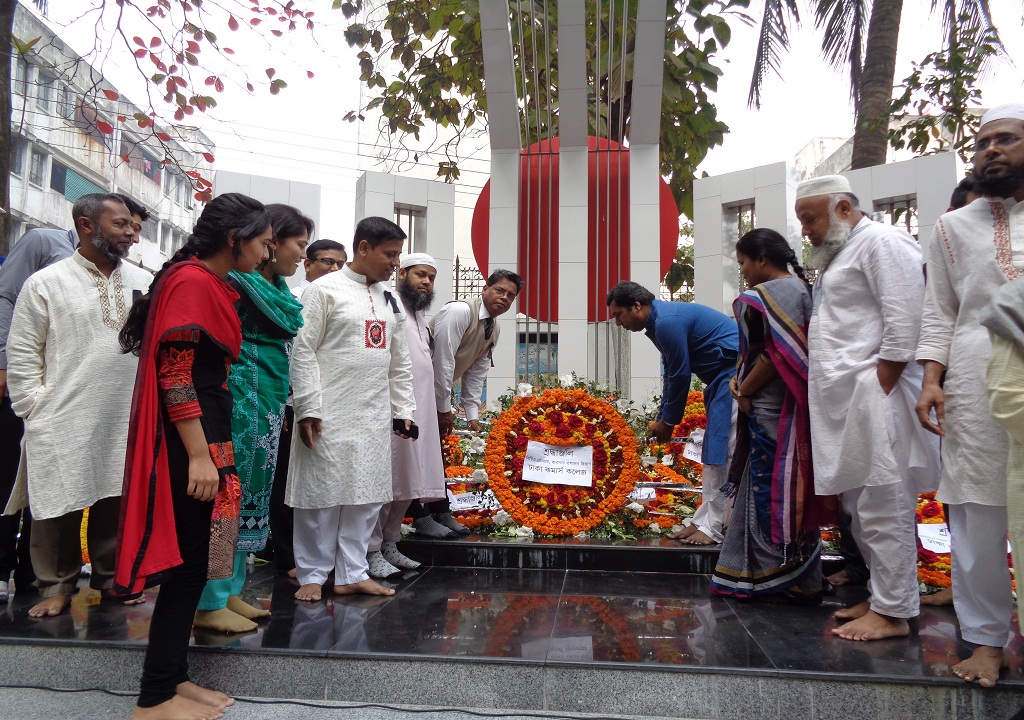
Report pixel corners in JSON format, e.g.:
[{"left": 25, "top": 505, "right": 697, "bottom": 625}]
[
  {"left": 796, "top": 175, "right": 853, "bottom": 200},
  {"left": 400, "top": 252, "right": 437, "bottom": 270},
  {"left": 980, "top": 104, "right": 1024, "bottom": 128}
]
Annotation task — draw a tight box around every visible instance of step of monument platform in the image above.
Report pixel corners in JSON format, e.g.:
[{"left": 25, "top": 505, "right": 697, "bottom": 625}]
[{"left": 397, "top": 534, "right": 721, "bottom": 574}]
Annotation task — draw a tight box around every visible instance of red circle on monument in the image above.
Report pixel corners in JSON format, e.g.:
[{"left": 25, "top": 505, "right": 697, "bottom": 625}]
[{"left": 470, "top": 136, "right": 679, "bottom": 323}]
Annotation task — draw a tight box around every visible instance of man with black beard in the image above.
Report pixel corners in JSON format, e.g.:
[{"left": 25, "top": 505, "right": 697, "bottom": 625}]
[
  {"left": 5, "top": 194, "right": 151, "bottom": 617},
  {"left": 366, "top": 253, "right": 448, "bottom": 576},
  {"left": 916, "top": 104, "right": 1024, "bottom": 687},
  {"left": 797, "top": 175, "right": 939, "bottom": 642}
]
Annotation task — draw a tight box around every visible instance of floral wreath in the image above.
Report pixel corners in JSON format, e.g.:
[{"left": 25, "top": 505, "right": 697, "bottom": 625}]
[{"left": 485, "top": 388, "right": 640, "bottom": 535}]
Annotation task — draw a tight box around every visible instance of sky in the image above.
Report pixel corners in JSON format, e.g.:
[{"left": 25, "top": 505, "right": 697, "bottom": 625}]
[{"left": 36, "top": 0, "right": 1024, "bottom": 246}]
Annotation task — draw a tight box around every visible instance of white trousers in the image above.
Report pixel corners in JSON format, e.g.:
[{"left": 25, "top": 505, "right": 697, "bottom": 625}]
[
  {"left": 947, "top": 502, "right": 1014, "bottom": 647},
  {"left": 692, "top": 405, "right": 738, "bottom": 543},
  {"left": 841, "top": 482, "right": 919, "bottom": 619},
  {"left": 368, "top": 499, "right": 412, "bottom": 552},
  {"left": 293, "top": 503, "right": 383, "bottom": 586}
]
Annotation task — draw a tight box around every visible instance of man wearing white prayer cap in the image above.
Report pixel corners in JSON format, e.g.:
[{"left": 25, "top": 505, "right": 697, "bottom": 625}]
[
  {"left": 366, "top": 252, "right": 448, "bottom": 575},
  {"left": 797, "top": 174, "right": 939, "bottom": 642},
  {"left": 915, "top": 103, "right": 1024, "bottom": 687}
]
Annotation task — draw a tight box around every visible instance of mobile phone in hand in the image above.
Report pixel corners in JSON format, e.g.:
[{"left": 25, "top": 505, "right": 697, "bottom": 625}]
[{"left": 393, "top": 419, "right": 419, "bottom": 439}]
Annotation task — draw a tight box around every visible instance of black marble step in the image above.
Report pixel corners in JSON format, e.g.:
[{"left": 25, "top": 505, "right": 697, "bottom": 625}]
[{"left": 398, "top": 534, "right": 721, "bottom": 574}]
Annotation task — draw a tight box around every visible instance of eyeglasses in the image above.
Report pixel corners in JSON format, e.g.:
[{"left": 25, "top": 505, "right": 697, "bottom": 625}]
[
  {"left": 974, "top": 134, "right": 1024, "bottom": 153},
  {"left": 313, "top": 257, "right": 345, "bottom": 268}
]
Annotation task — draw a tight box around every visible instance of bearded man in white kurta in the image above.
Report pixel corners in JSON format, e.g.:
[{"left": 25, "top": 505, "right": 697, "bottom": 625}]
[
  {"left": 5, "top": 194, "right": 151, "bottom": 618},
  {"left": 287, "top": 216, "right": 416, "bottom": 601},
  {"left": 915, "top": 104, "right": 1024, "bottom": 687},
  {"left": 366, "top": 253, "right": 446, "bottom": 578},
  {"left": 798, "top": 175, "right": 939, "bottom": 642}
]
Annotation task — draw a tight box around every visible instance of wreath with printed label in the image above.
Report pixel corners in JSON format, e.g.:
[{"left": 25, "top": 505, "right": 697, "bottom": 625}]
[{"left": 484, "top": 388, "right": 639, "bottom": 535}]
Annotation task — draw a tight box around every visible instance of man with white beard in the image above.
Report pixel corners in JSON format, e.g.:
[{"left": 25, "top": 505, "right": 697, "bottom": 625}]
[{"left": 797, "top": 175, "right": 939, "bottom": 641}]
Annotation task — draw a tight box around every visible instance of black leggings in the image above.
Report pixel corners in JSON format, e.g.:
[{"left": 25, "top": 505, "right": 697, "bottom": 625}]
[
  {"left": 137, "top": 461, "right": 214, "bottom": 708},
  {"left": 408, "top": 497, "right": 451, "bottom": 519}
]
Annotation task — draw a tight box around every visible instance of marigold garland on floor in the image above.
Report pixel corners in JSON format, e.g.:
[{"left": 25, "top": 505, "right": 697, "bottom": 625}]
[{"left": 485, "top": 388, "right": 640, "bottom": 535}]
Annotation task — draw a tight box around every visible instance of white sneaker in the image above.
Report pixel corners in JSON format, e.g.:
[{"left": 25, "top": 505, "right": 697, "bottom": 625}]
[
  {"left": 366, "top": 551, "right": 400, "bottom": 579},
  {"left": 0, "top": 581, "right": 8, "bottom": 604},
  {"left": 381, "top": 542, "right": 420, "bottom": 570}
]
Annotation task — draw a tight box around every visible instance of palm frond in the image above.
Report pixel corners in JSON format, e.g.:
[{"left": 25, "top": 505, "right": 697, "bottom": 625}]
[
  {"left": 747, "top": 0, "right": 801, "bottom": 109},
  {"left": 931, "top": 0, "right": 1004, "bottom": 54},
  {"left": 814, "top": 0, "right": 869, "bottom": 104}
]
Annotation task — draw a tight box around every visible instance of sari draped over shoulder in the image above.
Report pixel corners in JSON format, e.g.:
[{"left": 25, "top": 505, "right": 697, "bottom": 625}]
[{"left": 114, "top": 260, "right": 242, "bottom": 595}]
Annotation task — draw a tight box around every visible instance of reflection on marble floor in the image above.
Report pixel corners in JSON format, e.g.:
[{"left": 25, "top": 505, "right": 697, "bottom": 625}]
[{"left": 0, "top": 564, "right": 1021, "bottom": 685}]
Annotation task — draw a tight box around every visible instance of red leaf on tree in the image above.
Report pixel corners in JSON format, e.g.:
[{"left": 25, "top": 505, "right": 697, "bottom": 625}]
[
  {"left": 306, "top": 70, "right": 314, "bottom": 79},
  {"left": 265, "top": 67, "right": 275, "bottom": 79},
  {"left": 150, "top": 36, "right": 162, "bottom": 49},
  {"left": 271, "top": 29, "right": 282, "bottom": 37},
  {"left": 174, "top": 108, "right": 184, "bottom": 121},
  {"left": 223, "top": 48, "right": 235, "bottom": 55},
  {"left": 204, "top": 76, "right": 215, "bottom": 86},
  {"left": 202, "top": 152, "right": 215, "bottom": 163},
  {"left": 186, "top": 171, "right": 201, "bottom": 179},
  {"left": 250, "top": 18, "right": 261, "bottom": 26},
  {"left": 214, "top": 78, "right": 224, "bottom": 93},
  {"left": 117, "top": 115, "right": 126, "bottom": 122},
  {"left": 228, "top": 15, "right": 239, "bottom": 31},
  {"left": 186, "top": 41, "right": 200, "bottom": 53},
  {"left": 96, "top": 121, "right": 114, "bottom": 134},
  {"left": 194, "top": 192, "right": 204, "bottom": 201},
  {"left": 102, "top": 89, "right": 120, "bottom": 101},
  {"left": 134, "top": 48, "right": 147, "bottom": 58},
  {"left": 156, "top": 131, "right": 171, "bottom": 142},
  {"left": 246, "top": 82, "right": 254, "bottom": 93},
  {"left": 132, "top": 36, "right": 146, "bottom": 47}
]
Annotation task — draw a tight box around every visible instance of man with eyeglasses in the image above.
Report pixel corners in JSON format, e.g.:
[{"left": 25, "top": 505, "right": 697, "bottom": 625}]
[
  {"left": 407, "top": 268, "right": 524, "bottom": 539},
  {"left": 916, "top": 103, "right": 1024, "bottom": 688},
  {"left": 291, "top": 238, "right": 347, "bottom": 300}
]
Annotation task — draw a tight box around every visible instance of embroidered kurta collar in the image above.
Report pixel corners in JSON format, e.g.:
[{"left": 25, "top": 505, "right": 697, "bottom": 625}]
[
  {"left": 71, "top": 248, "right": 122, "bottom": 275},
  {"left": 341, "top": 264, "right": 370, "bottom": 285}
]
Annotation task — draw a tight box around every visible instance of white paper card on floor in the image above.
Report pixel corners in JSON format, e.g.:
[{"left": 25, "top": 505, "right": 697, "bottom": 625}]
[
  {"left": 628, "top": 487, "right": 656, "bottom": 502},
  {"left": 447, "top": 488, "right": 501, "bottom": 511},
  {"left": 522, "top": 441, "right": 593, "bottom": 487},
  {"left": 520, "top": 635, "right": 594, "bottom": 662},
  {"left": 683, "top": 429, "right": 704, "bottom": 465},
  {"left": 918, "top": 523, "right": 951, "bottom": 553}
]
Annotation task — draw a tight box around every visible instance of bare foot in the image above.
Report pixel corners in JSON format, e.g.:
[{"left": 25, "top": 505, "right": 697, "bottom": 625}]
[
  {"left": 668, "top": 525, "right": 697, "bottom": 540},
  {"left": 333, "top": 578, "right": 396, "bottom": 596},
  {"left": 102, "top": 590, "right": 146, "bottom": 606},
  {"left": 832, "top": 609, "right": 910, "bottom": 641},
  {"left": 294, "top": 583, "right": 322, "bottom": 602},
  {"left": 193, "top": 608, "right": 257, "bottom": 633},
  {"left": 28, "top": 595, "right": 71, "bottom": 618},
  {"left": 287, "top": 568, "right": 297, "bottom": 579},
  {"left": 132, "top": 694, "right": 223, "bottom": 720},
  {"left": 920, "top": 587, "right": 953, "bottom": 606},
  {"left": 826, "top": 570, "right": 850, "bottom": 587},
  {"left": 226, "top": 594, "right": 270, "bottom": 620},
  {"left": 681, "top": 530, "right": 716, "bottom": 545},
  {"left": 834, "top": 600, "right": 870, "bottom": 620},
  {"left": 952, "top": 646, "right": 1006, "bottom": 688},
  {"left": 176, "top": 681, "right": 234, "bottom": 710}
]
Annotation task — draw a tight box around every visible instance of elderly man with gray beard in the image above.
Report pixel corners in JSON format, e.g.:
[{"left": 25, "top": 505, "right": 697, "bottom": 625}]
[{"left": 797, "top": 175, "right": 939, "bottom": 642}]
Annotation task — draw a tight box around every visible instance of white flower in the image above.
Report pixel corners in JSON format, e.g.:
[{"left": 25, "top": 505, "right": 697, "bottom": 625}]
[
  {"left": 626, "top": 501, "right": 645, "bottom": 514},
  {"left": 670, "top": 523, "right": 687, "bottom": 534},
  {"left": 559, "top": 373, "right": 576, "bottom": 388},
  {"left": 649, "top": 524, "right": 661, "bottom": 534},
  {"left": 472, "top": 468, "right": 489, "bottom": 482},
  {"left": 615, "top": 398, "right": 631, "bottom": 414},
  {"left": 574, "top": 531, "right": 590, "bottom": 539},
  {"left": 467, "top": 437, "right": 487, "bottom": 454},
  {"left": 400, "top": 523, "right": 414, "bottom": 536},
  {"left": 515, "top": 526, "right": 535, "bottom": 537},
  {"left": 640, "top": 454, "right": 657, "bottom": 467},
  {"left": 494, "top": 509, "right": 513, "bottom": 526},
  {"left": 486, "top": 399, "right": 504, "bottom": 413},
  {"left": 516, "top": 382, "right": 534, "bottom": 397},
  {"left": 661, "top": 454, "right": 674, "bottom": 467},
  {"left": 677, "top": 506, "right": 695, "bottom": 517}
]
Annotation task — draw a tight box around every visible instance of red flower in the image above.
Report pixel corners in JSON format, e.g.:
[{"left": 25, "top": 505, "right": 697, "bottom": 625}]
[
  {"left": 918, "top": 547, "right": 939, "bottom": 564},
  {"left": 529, "top": 421, "right": 543, "bottom": 434},
  {"left": 514, "top": 435, "right": 529, "bottom": 449},
  {"left": 529, "top": 491, "right": 541, "bottom": 501},
  {"left": 558, "top": 492, "right": 571, "bottom": 505},
  {"left": 555, "top": 423, "right": 572, "bottom": 438},
  {"left": 548, "top": 410, "right": 564, "bottom": 424},
  {"left": 670, "top": 442, "right": 684, "bottom": 456},
  {"left": 584, "top": 424, "right": 597, "bottom": 437},
  {"left": 593, "top": 447, "right": 608, "bottom": 462},
  {"left": 512, "top": 457, "right": 525, "bottom": 471},
  {"left": 546, "top": 492, "right": 557, "bottom": 503},
  {"left": 568, "top": 415, "right": 584, "bottom": 428},
  {"left": 921, "top": 501, "right": 943, "bottom": 519},
  {"left": 592, "top": 439, "right": 604, "bottom": 449}
]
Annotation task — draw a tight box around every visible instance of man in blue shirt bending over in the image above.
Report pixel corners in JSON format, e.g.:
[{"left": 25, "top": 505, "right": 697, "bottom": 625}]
[{"left": 607, "top": 281, "right": 738, "bottom": 545}]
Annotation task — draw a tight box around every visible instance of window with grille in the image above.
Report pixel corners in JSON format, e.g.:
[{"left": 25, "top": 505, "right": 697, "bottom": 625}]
[
  {"left": 49, "top": 160, "right": 67, "bottom": 194},
  {"left": 11, "top": 139, "right": 26, "bottom": 176},
  {"left": 874, "top": 197, "right": 919, "bottom": 240},
  {"left": 35, "top": 72, "right": 54, "bottom": 111},
  {"left": 14, "top": 60, "right": 27, "bottom": 97},
  {"left": 141, "top": 217, "right": 158, "bottom": 243},
  {"left": 29, "top": 147, "right": 47, "bottom": 187}
]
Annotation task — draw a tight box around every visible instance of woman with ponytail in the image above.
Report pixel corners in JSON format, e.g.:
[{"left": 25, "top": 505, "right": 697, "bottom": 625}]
[
  {"left": 194, "top": 204, "right": 312, "bottom": 634},
  {"left": 116, "top": 193, "right": 272, "bottom": 720},
  {"left": 710, "top": 228, "right": 830, "bottom": 604}
]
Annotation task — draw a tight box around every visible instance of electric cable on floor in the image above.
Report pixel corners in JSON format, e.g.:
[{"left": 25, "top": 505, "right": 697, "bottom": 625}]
[{"left": 0, "top": 684, "right": 636, "bottom": 720}]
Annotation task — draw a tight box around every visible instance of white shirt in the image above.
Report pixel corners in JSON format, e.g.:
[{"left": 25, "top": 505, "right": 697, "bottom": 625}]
[
  {"left": 432, "top": 300, "right": 492, "bottom": 421},
  {"left": 291, "top": 278, "right": 310, "bottom": 300},
  {"left": 5, "top": 251, "right": 151, "bottom": 518},
  {"left": 916, "top": 197, "right": 1023, "bottom": 506}
]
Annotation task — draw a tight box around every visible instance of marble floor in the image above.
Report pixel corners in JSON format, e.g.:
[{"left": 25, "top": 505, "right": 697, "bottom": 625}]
[{"left": 0, "top": 562, "right": 1021, "bottom": 689}]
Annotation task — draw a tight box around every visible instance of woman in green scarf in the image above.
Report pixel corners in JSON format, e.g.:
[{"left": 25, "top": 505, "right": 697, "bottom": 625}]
[{"left": 195, "top": 203, "right": 311, "bottom": 633}]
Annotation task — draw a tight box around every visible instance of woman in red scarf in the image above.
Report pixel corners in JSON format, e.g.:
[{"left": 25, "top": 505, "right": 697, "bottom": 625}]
[{"left": 117, "top": 193, "right": 272, "bottom": 720}]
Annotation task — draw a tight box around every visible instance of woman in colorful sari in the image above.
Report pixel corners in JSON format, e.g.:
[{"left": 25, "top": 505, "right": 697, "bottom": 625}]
[
  {"left": 116, "top": 193, "right": 272, "bottom": 720},
  {"left": 194, "top": 204, "right": 312, "bottom": 633},
  {"left": 710, "top": 228, "right": 827, "bottom": 604}
]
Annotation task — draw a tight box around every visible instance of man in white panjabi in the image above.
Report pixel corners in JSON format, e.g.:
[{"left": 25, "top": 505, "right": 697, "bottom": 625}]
[
  {"left": 916, "top": 104, "right": 1024, "bottom": 687},
  {"left": 798, "top": 175, "right": 939, "bottom": 642},
  {"left": 287, "top": 216, "right": 416, "bottom": 601},
  {"left": 5, "top": 194, "right": 151, "bottom": 618},
  {"left": 366, "top": 253, "right": 446, "bottom": 578}
]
